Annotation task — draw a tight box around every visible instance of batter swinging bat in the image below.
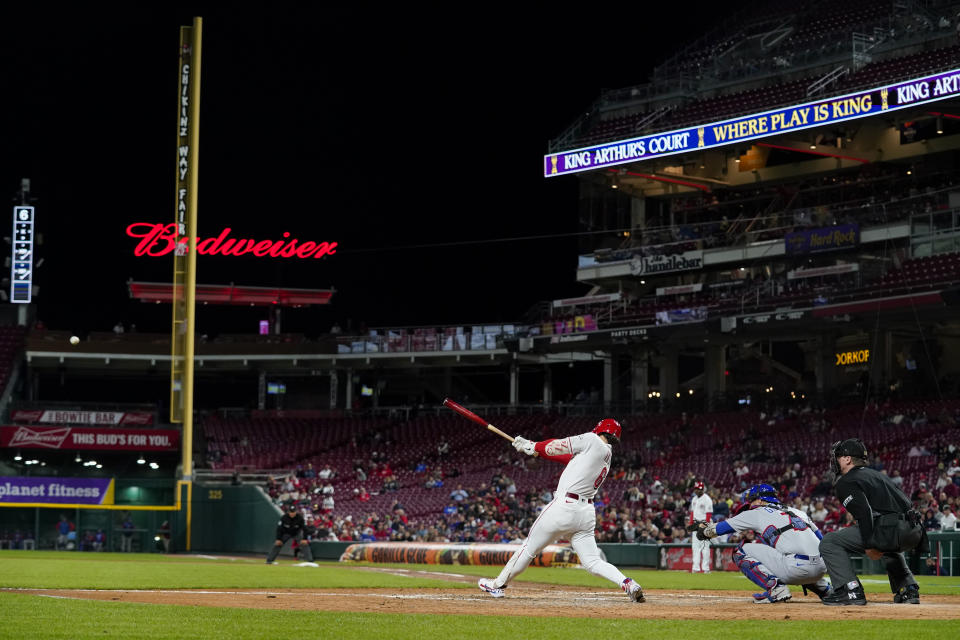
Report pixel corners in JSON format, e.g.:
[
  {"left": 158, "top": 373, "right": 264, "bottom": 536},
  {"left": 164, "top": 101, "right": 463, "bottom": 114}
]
[{"left": 442, "top": 398, "right": 515, "bottom": 444}]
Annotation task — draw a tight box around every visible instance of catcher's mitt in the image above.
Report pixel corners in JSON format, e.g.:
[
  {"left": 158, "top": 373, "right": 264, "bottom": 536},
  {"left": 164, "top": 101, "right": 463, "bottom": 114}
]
[{"left": 685, "top": 520, "right": 706, "bottom": 533}]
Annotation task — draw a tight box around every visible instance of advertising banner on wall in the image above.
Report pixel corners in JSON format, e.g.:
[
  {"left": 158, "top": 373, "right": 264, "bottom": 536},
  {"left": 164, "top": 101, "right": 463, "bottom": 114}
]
[
  {"left": 10, "top": 410, "right": 154, "bottom": 426},
  {"left": 0, "top": 426, "right": 179, "bottom": 451},
  {"left": 340, "top": 541, "right": 579, "bottom": 566},
  {"left": 785, "top": 223, "right": 859, "bottom": 255},
  {"left": 545, "top": 67, "right": 960, "bottom": 177},
  {"left": 0, "top": 476, "right": 115, "bottom": 505},
  {"left": 630, "top": 251, "right": 703, "bottom": 276}
]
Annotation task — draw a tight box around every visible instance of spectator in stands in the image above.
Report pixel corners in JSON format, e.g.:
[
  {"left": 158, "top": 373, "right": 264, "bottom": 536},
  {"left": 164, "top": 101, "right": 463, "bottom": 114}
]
[
  {"left": 712, "top": 493, "right": 730, "bottom": 521},
  {"left": 807, "top": 474, "right": 833, "bottom": 499},
  {"left": 449, "top": 484, "right": 468, "bottom": 502},
  {"left": 938, "top": 505, "right": 958, "bottom": 531},
  {"left": 890, "top": 470, "right": 904, "bottom": 489},
  {"left": 437, "top": 439, "right": 450, "bottom": 458},
  {"left": 936, "top": 471, "right": 951, "bottom": 491},
  {"left": 908, "top": 444, "right": 931, "bottom": 457},
  {"left": 923, "top": 508, "right": 940, "bottom": 532},
  {"left": 321, "top": 494, "right": 334, "bottom": 514},
  {"left": 947, "top": 459, "right": 960, "bottom": 479},
  {"left": 810, "top": 500, "right": 828, "bottom": 524},
  {"left": 734, "top": 460, "right": 750, "bottom": 479},
  {"left": 113, "top": 321, "right": 125, "bottom": 335},
  {"left": 912, "top": 481, "right": 930, "bottom": 503}
]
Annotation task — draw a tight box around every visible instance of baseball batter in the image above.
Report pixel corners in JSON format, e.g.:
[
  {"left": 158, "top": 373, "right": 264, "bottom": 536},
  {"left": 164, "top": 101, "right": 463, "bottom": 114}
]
[
  {"left": 477, "top": 419, "right": 645, "bottom": 603},
  {"left": 688, "top": 480, "right": 713, "bottom": 573},
  {"left": 691, "top": 484, "right": 831, "bottom": 603}
]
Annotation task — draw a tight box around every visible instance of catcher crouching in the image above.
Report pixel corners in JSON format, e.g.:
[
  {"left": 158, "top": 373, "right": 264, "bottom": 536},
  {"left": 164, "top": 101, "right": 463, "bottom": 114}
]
[{"left": 689, "top": 484, "right": 831, "bottom": 603}]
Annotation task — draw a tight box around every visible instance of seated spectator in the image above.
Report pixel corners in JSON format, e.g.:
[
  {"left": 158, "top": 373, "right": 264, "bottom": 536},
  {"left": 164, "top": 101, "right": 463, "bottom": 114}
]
[
  {"left": 810, "top": 500, "right": 828, "bottom": 524},
  {"left": 317, "top": 464, "right": 333, "bottom": 480},
  {"left": 939, "top": 505, "right": 958, "bottom": 531},
  {"left": 449, "top": 484, "right": 468, "bottom": 502},
  {"left": 890, "top": 469, "right": 904, "bottom": 489}
]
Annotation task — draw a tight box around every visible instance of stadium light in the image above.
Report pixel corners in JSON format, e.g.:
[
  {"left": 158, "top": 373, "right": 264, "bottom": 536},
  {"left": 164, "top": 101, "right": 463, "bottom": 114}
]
[
  {"left": 937, "top": 116, "right": 943, "bottom": 134},
  {"left": 137, "top": 457, "right": 146, "bottom": 464},
  {"left": 95, "top": 464, "right": 102, "bottom": 469},
  {"left": 13, "top": 451, "right": 22, "bottom": 461},
  {"left": 75, "top": 454, "right": 82, "bottom": 463}
]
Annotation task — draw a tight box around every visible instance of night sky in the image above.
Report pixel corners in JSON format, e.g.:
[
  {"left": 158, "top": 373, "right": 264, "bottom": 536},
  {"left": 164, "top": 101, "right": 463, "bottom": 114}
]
[{"left": 3, "top": 6, "right": 724, "bottom": 336}]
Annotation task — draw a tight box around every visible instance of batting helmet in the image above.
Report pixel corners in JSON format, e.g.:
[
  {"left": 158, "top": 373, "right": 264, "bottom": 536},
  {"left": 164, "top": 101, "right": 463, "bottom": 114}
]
[
  {"left": 743, "top": 483, "right": 780, "bottom": 506},
  {"left": 593, "top": 418, "right": 622, "bottom": 441}
]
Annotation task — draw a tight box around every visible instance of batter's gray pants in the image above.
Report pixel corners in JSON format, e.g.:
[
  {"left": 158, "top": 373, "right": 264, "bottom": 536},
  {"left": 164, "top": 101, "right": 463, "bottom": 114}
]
[{"left": 819, "top": 524, "right": 917, "bottom": 593}]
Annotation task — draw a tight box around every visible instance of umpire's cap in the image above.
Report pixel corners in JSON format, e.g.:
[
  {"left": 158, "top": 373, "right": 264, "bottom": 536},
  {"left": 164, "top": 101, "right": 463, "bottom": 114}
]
[
  {"left": 833, "top": 438, "right": 867, "bottom": 459},
  {"left": 285, "top": 500, "right": 298, "bottom": 511}
]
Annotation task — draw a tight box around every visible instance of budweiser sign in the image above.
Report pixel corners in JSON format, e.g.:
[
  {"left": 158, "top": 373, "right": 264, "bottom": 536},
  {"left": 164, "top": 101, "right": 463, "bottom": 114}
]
[
  {"left": 126, "top": 223, "right": 338, "bottom": 259},
  {"left": 6, "top": 427, "right": 70, "bottom": 449},
  {"left": 1, "top": 426, "right": 180, "bottom": 451}
]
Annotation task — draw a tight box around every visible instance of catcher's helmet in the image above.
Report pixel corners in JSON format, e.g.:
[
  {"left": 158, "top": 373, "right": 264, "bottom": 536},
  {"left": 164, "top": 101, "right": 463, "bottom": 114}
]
[
  {"left": 694, "top": 481, "right": 705, "bottom": 491},
  {"left": 743, "top": 483, "right": 781, "bottom": 506},
  {"left": 593, "top": 418, "right": 622, "bottom": 441}
]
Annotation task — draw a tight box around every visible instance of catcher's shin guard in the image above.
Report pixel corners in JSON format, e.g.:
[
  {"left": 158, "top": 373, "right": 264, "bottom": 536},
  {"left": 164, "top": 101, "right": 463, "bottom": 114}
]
[{"left": 733, "top": 545, "right": 777, "bottom": 590}]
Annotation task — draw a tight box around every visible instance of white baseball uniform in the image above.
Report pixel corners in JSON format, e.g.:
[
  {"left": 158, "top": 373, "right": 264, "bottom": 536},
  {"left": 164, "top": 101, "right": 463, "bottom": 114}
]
[
  {"left": 488, "top": 432, "right": 630, "bottom": 589},
  {"left": 689, "top": 491, "right": 713, "bottom": 572},
  {"left": 715, "top": 504, "right": 829, "bottom": 590}
]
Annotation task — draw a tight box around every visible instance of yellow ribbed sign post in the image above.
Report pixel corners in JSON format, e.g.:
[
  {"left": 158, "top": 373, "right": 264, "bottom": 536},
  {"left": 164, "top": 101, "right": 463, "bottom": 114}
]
[{"left": 172, "top": 17, "right": 202, "bottom": 548}]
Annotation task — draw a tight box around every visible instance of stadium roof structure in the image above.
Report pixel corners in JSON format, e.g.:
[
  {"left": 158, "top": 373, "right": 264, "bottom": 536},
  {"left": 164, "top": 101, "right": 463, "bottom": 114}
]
[{"left": 127, "top": 282, "right": 335, "bottom": 307}]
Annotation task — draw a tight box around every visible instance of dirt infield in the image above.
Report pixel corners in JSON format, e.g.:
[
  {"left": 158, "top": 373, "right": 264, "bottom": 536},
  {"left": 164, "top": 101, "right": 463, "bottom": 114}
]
[{"left": 16, "top": 583, "right": 960, "bottom": 620}]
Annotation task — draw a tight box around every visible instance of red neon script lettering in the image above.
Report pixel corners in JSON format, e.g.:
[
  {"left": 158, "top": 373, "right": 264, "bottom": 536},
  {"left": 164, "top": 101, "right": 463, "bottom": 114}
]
[{"left": 125, "top": 223, "right": 338, "bottom": 259}]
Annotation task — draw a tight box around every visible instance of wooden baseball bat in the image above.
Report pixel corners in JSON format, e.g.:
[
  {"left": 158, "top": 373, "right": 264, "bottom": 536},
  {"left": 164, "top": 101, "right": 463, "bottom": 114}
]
[{"left": 441, "top": 398, "right": 515, "bottom": 443}]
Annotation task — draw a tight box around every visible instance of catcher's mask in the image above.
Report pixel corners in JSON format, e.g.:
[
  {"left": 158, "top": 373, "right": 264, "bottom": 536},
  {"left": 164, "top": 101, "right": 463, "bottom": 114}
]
[
  {"left": 830, "top": 438, "right": 867, "bottom": 475},
  {"left": 593, "top": 418, "right": 622, "bottom": 443},
  {"left": 743, "top": 483, "right": 780, "bottom": 506}
]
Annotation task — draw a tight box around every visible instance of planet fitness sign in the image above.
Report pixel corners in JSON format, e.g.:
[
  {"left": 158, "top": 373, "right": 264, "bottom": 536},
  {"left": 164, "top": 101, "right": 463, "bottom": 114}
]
[
  {"left": 0, "top": 476, "right": 115, "bottom": 505},
  {"left": 544, "top": 67, "right": 960, "bottom": 176},
  {"left": 126, "top": 223, "right": 338, "bottom": 259}
]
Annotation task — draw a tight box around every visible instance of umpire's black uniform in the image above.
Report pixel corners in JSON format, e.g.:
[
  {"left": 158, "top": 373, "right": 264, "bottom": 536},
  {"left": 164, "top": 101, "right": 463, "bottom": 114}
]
[
  {"left": 266, "top": 507, "right": 314, "bottom": 564},
  {"left": 819, "top": 439, "right": 924, "bottom": 605}
]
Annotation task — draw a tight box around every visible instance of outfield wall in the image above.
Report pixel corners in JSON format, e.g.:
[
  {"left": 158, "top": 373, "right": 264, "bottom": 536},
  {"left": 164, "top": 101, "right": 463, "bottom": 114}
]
[{"left": 183, "top": 483, "right": 280, "bottom": 554}]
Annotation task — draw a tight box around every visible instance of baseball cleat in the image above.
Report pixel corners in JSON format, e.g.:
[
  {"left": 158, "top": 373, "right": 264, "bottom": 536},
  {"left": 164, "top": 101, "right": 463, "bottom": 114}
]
[
  {"left": 478, "top": 578, "right": 505, "bottom": 598},
  {"left": 893, "top": 585, "right": 919, "bottom": 604},
  {"left": 622, "top": 578, "right": 645, "bottom": 603},
  {"left": 821, "top": 584, "right": 866, "bottom": 606},
  {"left": 752, "top": 583, "right": 791, "bottom": 604}
]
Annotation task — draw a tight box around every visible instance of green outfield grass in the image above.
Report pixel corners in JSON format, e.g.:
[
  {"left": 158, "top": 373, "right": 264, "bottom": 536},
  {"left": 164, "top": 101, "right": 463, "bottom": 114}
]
[{"left": 0, "top": 551, "right": 957, "bottom": 639}]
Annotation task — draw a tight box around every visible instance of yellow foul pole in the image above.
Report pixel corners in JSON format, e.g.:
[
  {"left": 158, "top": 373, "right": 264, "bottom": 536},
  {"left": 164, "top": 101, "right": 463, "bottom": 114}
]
[{"left": 182, "top": 16, "right": 202, "bottom": 484}]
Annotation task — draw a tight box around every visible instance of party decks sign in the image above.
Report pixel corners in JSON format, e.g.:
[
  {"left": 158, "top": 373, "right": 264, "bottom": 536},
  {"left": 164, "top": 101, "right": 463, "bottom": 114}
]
[
  {"left": 544, "top": 67, "right": 960, "bottom": 176},
  {"left": 0, "top": 476, "right": 115, "bottom": 505}
]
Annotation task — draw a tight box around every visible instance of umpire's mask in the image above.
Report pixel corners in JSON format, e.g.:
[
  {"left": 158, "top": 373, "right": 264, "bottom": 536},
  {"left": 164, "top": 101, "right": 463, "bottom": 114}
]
[{"left": 830, "top": 438, "right": 868, "bottom": 475}]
